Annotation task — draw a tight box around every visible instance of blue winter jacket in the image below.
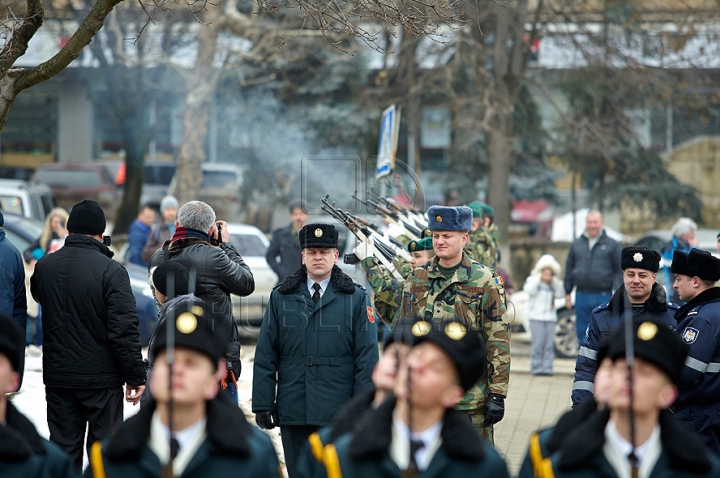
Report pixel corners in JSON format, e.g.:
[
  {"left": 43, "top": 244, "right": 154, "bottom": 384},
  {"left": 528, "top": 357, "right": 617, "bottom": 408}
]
[{"left": 571, "top": 283, "right": 678, "bottom": 405}]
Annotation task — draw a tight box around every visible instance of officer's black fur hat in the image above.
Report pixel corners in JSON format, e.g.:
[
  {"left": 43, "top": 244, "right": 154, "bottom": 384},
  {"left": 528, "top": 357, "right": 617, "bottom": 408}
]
[
  {"left": 607, "top": 318, "right": 687, "bottom": 385},
  {"left": 671, "top": 249, "right": 720, "bottom": 281},
  {"left": 621, "top": 246, "right": 661, "bottom": 272},
  {"left": 152, "top": 261, "right": 191, "bottom": 297},
  {"left": 299, "top": 223, "right": 339, "bottom": 249},
  {"left": 411, "top": 319, "right": 486, "bottom": 391},
  {"left": 0, "top": 313, "right": 22, "bottom": 372},
  {"left": 427, "top": 206, "right": 473, "bottom": 232},
  {"left": 67, "top": 199, "right": 106, "bottom": 235},
  {"left": 151, "top": 298, "right": 231, "bottom": 366}
]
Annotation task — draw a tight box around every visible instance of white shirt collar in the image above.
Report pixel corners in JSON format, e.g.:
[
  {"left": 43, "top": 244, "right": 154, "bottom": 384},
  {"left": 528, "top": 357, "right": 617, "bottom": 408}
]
[
  {"left": 306, "top": 276, "right": 331, "bottom": 297},
  {"left": 603, "top": 419, "right": 661, "bottom": 478},
  {"left": 149, "top": 411, "right": 207, "bottom": 476},
  {"left": 389, "top": 409, "right": 443, "bottom": 471}
]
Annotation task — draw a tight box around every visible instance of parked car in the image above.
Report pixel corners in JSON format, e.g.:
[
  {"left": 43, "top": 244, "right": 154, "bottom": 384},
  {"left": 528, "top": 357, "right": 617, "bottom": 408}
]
[
  {"left": 168, "top": 163, "right": 244, "bottom": 221},
  {"left": 0, "top": 179, "right": 55, "bottom": 222},
  {"left": 508, "top": 289, "right": 578, "bottom": 359},
  {"left": 33, "top": 163, "right": 120, "bottom": 219},
  {"left": 2, "top": 213, "right": 156, "bottom": 346},
  {"left": 226, "top": 223, "right": 278, "bottom": 338},
  {"left": 111, "top": 161, "right": 176, "bottom": 211}
]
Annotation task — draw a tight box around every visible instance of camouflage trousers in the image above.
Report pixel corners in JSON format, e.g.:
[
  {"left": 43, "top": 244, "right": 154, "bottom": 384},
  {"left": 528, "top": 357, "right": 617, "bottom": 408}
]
[{"left": 465, "top": 410, "right": 494, "bottom": 444}]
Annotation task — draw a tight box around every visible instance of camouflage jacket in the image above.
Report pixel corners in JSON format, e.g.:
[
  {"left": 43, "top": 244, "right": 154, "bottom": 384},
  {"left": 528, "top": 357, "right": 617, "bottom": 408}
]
[
  {"left": 488, "top": 224, "right": 500, "bottom": 245},
  {"left": 465, "top": 228, "right": 497, "bottom": 269},
  {"left": 360, "top": 257, "right": 406, "bottom": 324},
  {"left": 395, "top": 252, "right": 510, "bottom": 410}
]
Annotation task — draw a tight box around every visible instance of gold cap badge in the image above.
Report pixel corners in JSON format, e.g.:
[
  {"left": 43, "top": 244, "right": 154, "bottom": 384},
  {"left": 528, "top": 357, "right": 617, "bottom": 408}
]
[
  {"left": 445, "top": 322, "right": 467, "bottom": 340},
  {"left": 314, "top": 228, "right": 323, "bottom": 238},
  {"left": 436, "top": 215, "right": 442, "bottom": 222},
  {"left": 176, "top": 312, "right": 198, "bottom": 334},
  {"left": 412, "top": 321, "right": 431, "bottom": 337},
  {"left": 637, "top": 321, "right": 658, "bottom": 341},
  {"left": 410, "top": 242, "right": 417, "bottom": 251}
]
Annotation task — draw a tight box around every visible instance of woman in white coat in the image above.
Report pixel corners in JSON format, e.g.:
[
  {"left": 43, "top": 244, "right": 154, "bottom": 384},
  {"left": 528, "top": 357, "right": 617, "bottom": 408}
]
[{"left": 523, "top": 254, "right": 564, "bottom": 375}]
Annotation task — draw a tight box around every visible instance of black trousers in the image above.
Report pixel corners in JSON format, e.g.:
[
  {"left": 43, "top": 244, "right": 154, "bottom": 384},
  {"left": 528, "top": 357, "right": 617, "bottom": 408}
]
[
  {"left": 280, "top": 424, "right": 319, "bottom": 478},
  {"left": 46, "top": 386, "right": 123, "bottom": 473}
]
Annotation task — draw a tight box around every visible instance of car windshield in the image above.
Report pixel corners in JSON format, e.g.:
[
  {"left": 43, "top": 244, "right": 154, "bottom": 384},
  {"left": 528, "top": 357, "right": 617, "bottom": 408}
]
[
  {"left": 36, "top": 170, "right": 102, "bottom": 187},
  {"left": 202, "top": 170, "right": 238, "bottom": 188},
  {"left": 145, "top": 165, "right": 175, "bottom": 185},
  {"left": 228, "top": 233, "right": 267, "bottom": 257}
]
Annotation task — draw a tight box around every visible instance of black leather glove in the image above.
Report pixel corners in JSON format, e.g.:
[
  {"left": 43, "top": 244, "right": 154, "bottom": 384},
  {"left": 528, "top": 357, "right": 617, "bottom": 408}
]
[
  {"left": 255, "top": 411, "right": 278, "bottom": 430},
  {"left": 483, "top": 393, "right": 505, "bottom": 426}
]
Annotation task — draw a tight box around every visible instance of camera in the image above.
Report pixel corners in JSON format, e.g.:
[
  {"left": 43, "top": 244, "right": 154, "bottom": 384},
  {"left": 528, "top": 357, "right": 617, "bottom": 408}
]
[{"left": 211, "top": 222, "right": 223, "bottom": 246}]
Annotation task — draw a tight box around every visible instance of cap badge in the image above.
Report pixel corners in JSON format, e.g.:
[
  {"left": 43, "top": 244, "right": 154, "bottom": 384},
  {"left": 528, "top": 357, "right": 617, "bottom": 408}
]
[
  {"left": 412, "top": 321, "right": 431, "bottom": 337},
  {"left": 445, "top": 322, "right": 467, "bottom": 340},
  {"left": 637, "top": 321, "right": 657, "bottom": 341},
  {"left": 314, "top": 228, "right": 323, "bottom": 238},
  {"left": 410, "top": 242, "right": 417, "bottom": 251},
  {"left": 633, "top": 252, "right": 643, "bottom": 262},
  {"left": 176, "top": 312, "right": 198, "bottom": 334},
  {"left": 436, "top": 215, "right": 442, "bottom": 222}
]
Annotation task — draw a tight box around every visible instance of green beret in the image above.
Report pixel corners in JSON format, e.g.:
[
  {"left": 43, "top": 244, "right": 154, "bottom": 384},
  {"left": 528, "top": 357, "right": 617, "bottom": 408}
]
[
  {"left": 479, "top": 203, "right": 494, "bottom": 216},
  {"left": 408, "top": 236, "right": 433, "bottom": 253},
  {"left": 467, "top": 201, "right": 484, "bottom": 219}
]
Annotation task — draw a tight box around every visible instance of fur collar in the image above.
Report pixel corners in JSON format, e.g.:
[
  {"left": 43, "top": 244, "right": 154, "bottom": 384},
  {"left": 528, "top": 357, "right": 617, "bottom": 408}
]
[
  {"left": 168, "top": 237, "right": 209, "bottom": 251},
  {"left": 606, "top": 283, "right": 668, "bottom": 314},
  {"left": 328, "top": 387, "right": 377, "bottom": 443},
  {"left": 278, "top": 265, "right": 356, "bottom": 295},
  {"left": 557, "top": 409, "right": 712, "bottom": 474},
  {"left": 348, "top": 396, "right": 485, "bottom": 463},
  {"left": 0, "top": 402, "right": 46, "bottom": 461},
  {"left": 544, "top": 397, "right": 598, "bottom": 454},
  {"left": 102, "top": 396, "right": 252, "bottom": 463},
  {"left": 675, "top": 287, "right": 720, "bottom": 321}
]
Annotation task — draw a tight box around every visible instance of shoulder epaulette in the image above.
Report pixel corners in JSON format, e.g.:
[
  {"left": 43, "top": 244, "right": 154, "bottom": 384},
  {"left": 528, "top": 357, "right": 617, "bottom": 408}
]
[{"left": 354, "top": 282, "right": 366, "bottom": 291}]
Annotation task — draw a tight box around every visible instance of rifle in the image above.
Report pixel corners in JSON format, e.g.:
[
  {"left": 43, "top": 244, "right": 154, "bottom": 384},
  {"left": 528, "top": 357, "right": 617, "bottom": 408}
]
[
  {"left": 357, "top": 193, "right": 424, "bottom": 241},
  {"left": 320, "top": 196, "right": 406, "bottom": 280}
]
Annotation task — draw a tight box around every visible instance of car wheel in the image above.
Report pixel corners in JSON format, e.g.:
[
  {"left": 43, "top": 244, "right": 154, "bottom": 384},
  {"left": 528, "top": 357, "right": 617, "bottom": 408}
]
[{"left": 554, "top": 308, "right": 579, "bottom": 359}]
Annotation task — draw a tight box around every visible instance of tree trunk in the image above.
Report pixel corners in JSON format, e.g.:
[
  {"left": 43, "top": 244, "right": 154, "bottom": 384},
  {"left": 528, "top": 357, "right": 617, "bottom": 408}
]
[
  {"left": 173, "top": 6, "right": 221, "bottom": 206},
  {"left": 114, "top": 115, "right": 148, "bottom": 234}
]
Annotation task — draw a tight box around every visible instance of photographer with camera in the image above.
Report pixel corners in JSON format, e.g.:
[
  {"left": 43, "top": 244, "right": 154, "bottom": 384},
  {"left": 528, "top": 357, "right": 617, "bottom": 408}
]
[{"left": 148, "top": 201, "right": 255, "bottom": 404}]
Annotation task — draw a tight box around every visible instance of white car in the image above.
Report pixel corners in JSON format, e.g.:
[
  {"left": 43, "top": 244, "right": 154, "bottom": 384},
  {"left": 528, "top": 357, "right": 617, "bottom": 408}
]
[
  {"left": 507, "top": 289, "right": 577, "bottom": 359},
  {"left": 226, "top": 223, "right": 278, "bottom": 338}
]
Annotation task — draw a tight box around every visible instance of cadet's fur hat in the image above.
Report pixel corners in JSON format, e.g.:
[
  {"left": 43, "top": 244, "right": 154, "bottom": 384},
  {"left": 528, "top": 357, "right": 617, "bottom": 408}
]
[
  {"left": 299, "top": 223, "right": 339, "bottom": 249},
  {"left": 152, "top": 261, "right": 191, "bottom": 298},
  {"left": 621, "top": 246, "right": 661, "bottom": 273},
  {"left": 408, "top": 236, "right": 433, "bottom": 253},
  {"left": 383, "top": 316, "right": 420, "bottom": 351},
  {"left": 607, "top": 318, "right": 687, "bottom": 385},
  {"left": 467, "top": 201, "right": 484, "bottom": 219},
  {"left": 427, "top": 206, "right": 473, "bottom": 232},
  {"left": 67, "top": 199, "right": 106, "bottom": 235},
  {"left": 671, "top": 249, "right": 720, "bottom": 281},
  {"left": 0, "top": 313, "right": 22, "bottom": 372},
  {"left": 151, "top": 298, "right": 231, "bottom": 366},
  {"left": 411, "top": 319, "right": 486, "bottom": 391}
]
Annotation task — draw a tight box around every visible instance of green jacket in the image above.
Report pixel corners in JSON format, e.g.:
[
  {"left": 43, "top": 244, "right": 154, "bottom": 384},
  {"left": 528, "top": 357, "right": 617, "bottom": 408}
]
[
  {"left": 252, "top": 265, "right": 379, "bottom": 426},
  {"left": 0, "top": 402, "right": 76, "bottom": 478},
  {"left": 465, "top": 228, "right": 497, "bottom": 269},
  {"left": 84, "top": 397, "right": 280, "bottom": 478},
  {"left": 396, "top": 253, "right": 509, "bottom": 409},
  {"left": 360, "top": 257, "right": 410, "bottom": 324},
  {"left": 318, "top": 397, "right": 510, "bottom": 478}
]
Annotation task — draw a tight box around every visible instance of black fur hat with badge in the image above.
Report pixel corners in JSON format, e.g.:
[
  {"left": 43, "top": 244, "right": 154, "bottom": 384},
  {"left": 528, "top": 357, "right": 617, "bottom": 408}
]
[
  {"left": 671, "top": 249, "right": 720, "bottom": 282},
  {"left": 410, "top": 319, "right": 486, "bottom": 391},
  {"left": 151, "top": 298, "right": 231, "bottom": 366},
  {"left": 606, "top": 318, "right": 687, "bottom": 385},
  {"left": 620, "top": 246, "right": 661, "bottom": 273},
  {"left": 298, "top": 223, "right": 339, "bottom": 249}
]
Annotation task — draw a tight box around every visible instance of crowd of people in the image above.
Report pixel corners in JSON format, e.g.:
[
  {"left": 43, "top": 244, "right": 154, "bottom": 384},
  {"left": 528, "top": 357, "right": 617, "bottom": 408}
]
[{"left": 2, "top": 195, "right": 720, "bottom": 478}]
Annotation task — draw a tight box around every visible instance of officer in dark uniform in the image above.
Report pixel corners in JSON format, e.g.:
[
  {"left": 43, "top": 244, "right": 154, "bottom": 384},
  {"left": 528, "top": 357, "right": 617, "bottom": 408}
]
[
  {"left": 670, "top": 248, "right": 720, "bottom": 455},
  {"left": 319, "top": 319, "right": 510, "bottom": 478},
  {"left": 86, "top": 298, "right": 281, "bottom": 478},
  {"left": 572, "top": 246, "right": 678, "bottom": 405},
  {"left": 252, "top": 223, "right": 378, "bottom": 478},
  {"left": 521, "top": 318, "right": 720, "bottom": 478}
]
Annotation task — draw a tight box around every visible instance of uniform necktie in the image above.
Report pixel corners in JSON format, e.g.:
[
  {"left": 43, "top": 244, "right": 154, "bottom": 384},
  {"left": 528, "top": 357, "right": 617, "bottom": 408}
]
[
  {"left": 170, "top": 436, "right": 180, "bottom": 460},
  {"left": 407, "top": 438, "right": 425, "bottom": 472},
  {"left": 312, "top": 283, "right": 321, "bottom": 304}
]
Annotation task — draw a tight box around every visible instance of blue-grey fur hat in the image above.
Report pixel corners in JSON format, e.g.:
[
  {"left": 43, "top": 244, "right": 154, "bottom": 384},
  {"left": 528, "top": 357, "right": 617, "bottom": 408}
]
[{"left": 427, "top": 206, "right": 473, "bottom": 232}]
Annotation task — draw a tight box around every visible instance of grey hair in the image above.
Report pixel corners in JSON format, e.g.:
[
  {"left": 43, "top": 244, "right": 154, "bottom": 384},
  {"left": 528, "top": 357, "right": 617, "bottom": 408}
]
[
  {"left": 671, "top": 217, "right": 697, "bottom": 238},
  {"left": 177, "top": 201, "right": 216, "bottom": 232}
]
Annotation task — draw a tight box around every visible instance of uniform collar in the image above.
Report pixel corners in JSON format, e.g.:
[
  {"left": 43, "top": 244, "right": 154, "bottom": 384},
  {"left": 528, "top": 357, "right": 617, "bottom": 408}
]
[{"left": 427, "top": 253, "right": 473, "bottom": 283}]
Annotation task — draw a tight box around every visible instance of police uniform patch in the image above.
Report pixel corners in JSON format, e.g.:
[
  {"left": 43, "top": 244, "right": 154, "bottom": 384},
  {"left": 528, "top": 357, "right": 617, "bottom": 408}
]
[
  {"left": 682, "top": 327, "right": 699, "bottom": 344},
  {"left": 366, "top": 306, "right": 375, "bottom": 324}
]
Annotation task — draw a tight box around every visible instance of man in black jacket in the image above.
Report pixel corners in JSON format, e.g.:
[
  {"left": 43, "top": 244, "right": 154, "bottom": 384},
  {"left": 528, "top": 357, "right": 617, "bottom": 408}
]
[
  {"left": 148, "top": 200, "right": 254, "bottom": 403},
  {"left": 266, "top": 199, "right": 307, "bottom": 283},
  {"left": 31, "top": 199, "right": 147, "bottom": 473}
]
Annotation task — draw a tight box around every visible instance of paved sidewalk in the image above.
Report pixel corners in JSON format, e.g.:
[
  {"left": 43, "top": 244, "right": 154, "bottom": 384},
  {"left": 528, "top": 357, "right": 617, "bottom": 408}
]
[{"left": 494, "top": 341, "right": 576, "bottom": 475}]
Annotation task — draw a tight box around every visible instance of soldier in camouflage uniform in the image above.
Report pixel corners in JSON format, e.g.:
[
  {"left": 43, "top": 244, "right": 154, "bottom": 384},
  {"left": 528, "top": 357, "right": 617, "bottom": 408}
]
[
  {"left": 466, "top": 201, "right": 497, "bottom": 269},
  {"left": 395, "top": 205, "right": 510, "bottom": 442},
  {"left": 480, "top": 203, "right": 501, "bottom": 246},
  {"left": 353, "top": 237, "right": 435, "bottom": 323}
]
